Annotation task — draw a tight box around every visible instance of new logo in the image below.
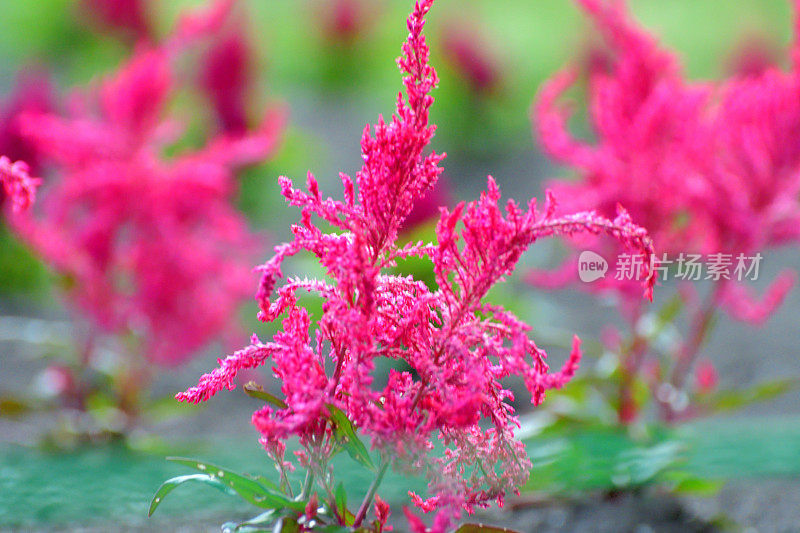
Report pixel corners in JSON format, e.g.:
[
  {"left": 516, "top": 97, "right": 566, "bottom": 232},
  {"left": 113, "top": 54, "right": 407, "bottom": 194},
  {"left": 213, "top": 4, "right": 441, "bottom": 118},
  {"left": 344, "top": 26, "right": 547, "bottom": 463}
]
[{"left": 578, "top": 250, "right": 608, "bottom": 283}]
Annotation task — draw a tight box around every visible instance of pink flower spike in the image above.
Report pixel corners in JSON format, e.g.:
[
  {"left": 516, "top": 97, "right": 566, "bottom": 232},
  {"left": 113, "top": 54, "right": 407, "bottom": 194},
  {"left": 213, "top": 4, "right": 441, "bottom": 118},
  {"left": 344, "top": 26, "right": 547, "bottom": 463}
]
[
  {"left": 403, "top": 506, "right": 429, "bottom": 533},
  {"left": 10, "top": 2, "right": 281, "bottom": 366},
  {"left": 441, "top": 19, "right": 502, "bottom": 94},
  {"left": 200, "top": 14, "right": 254, "bottom": 134},
  {"left": 176, "top": 339, "right": 279, "bottom": 404}
]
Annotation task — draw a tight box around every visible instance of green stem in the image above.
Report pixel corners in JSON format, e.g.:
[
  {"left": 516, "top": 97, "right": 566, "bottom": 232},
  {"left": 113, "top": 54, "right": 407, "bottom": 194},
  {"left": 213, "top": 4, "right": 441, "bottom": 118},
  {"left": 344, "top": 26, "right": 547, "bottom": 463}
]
[
  {"left": 352, "top": 460, "right": 390, "bottom": 528},
  {"left": 670, "top": 283, "right": 723, "bottom": 390},
  {"left": 274, "top": 456, "right": 294, "bottom": 499},
  {"left": 617, "top": 328, "right": 649, "bottom": 425},
  {"left": 300, "top": 468, "right": 315, "bottom": 500}
]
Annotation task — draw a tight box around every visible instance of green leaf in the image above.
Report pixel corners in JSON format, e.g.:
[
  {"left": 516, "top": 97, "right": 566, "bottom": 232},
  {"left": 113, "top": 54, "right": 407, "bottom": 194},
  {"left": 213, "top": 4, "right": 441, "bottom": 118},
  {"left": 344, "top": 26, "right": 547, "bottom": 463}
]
[
  {"left": 612, "top": 441, "right": 684, "bottom": 487},
  {"left": 279, "top": 517, "right": 300, "bottom": 533},
  {"left": 523, "top": 425, "right": 685, "bottom": 494},
  {"left": 253, "top": 475, "right": 280, "bottom": 492},
  {"left": 326, "top": 405, "right": 376, "bottom": 471},
  {"left": 0, "top": 395, "right": 33, "bottom": 418},
  {"left": 697, "top": 379, "right": 798, "bottom": 414},
  {"left": 665, "top": 472, "right": 723, "bottom": 496},
  {"left": 243, "top": 382, "right": 288, "bottom": 409},
  {"left": 652, "top": 294, "right": 683, "bottom": 335},
  {"left": 455, "top": 524, "right": 521, "bottom": 533},
  {"left": 223, "top": 509, "right": 276, "bottom": 532},
  {"left": 149, "top": 474, "right": 233, "bottom": 516},
  {"left": 334, "top": 482, "right": 347, "bottom": 517},
  {"left": 167, "top": 457, "right": 303, "bottom": 511},
  {"left": 332, "top": 482, "right": 355, "bottom": 526}
]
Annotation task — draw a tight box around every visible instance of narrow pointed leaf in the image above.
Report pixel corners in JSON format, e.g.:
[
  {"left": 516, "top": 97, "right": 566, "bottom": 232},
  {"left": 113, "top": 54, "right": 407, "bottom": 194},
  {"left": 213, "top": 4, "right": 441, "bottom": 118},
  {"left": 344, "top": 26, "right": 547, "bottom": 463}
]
[
  {"left": 149, "top": 474, "right": 232, "bottom": 516},
  {"left": 333, "top": 482, "right": 354, "bottom": 525},
  {"left": 229, "top": 509, "right": 277, "bottom": 532},
  {"left": 243, "top": 381, "right": 288, "bottom": 409},
  {"left": 334, "top": 482, "right": 347, "bottom": 517},
  {"left": 326, "top": 405, "right": 375, "bottom": 471},
  {"left": 697, "top": 379, "right": 798, "bottom": 413},
  {"left": 167, "top": 457, "right": 303, "bottom": 511},
  {"left": 455, "top": 524, "right": 521, "bottom": 533}
]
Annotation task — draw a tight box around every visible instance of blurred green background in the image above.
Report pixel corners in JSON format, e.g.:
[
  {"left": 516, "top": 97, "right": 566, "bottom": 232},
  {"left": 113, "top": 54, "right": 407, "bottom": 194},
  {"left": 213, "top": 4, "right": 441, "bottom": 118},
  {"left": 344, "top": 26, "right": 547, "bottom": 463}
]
[{"left": 1, "top": 1, "right": 799, "bottom": 531}]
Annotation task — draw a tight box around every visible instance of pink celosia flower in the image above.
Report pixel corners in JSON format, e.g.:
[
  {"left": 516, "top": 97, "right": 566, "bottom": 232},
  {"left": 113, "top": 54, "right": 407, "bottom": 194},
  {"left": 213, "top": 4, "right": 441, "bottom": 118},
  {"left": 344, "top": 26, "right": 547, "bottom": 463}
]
[
  {"left": 533, "top": 0, "right": 799, "bottom": 321},
  {"left": 0, "top": 156, "right": 40, "bottom": 213},
  {"left": 200, "top": 18, "right": 253, "bottom": 134},
  {"left": 171, "top": 0, "right": 236, "bottom": 46},
  {"left": 531, "top": 0, "right": 800, "bottom": 422},
  {"left": 179, "top": 1, "right": 654, "bottom": 529},
  {"left": 82, "top": 0, "right": 151, "bottom": 40},
  {"left": 0, "top": 68, "right": 53, "bottom": 175},
  {"left": 533, "top": 0, "right": 713, "bottom": 269},
  {"left": 315, "top": 0, "right": 374, "bottom": 45},
  {"left": 401, "top": 174, "right": 452, "bottom": 233},
  {"left": 725, "top": 36, "right": 780, "bottom": 78},
  {"left": 374, "top": 494, "right": 392, "bottom": 531},
  {"left": 441, "top": 20, "right": 502, "bottom": 94},
  {"left": 11, "top": 3, "right": 284, "bottom": 366}
]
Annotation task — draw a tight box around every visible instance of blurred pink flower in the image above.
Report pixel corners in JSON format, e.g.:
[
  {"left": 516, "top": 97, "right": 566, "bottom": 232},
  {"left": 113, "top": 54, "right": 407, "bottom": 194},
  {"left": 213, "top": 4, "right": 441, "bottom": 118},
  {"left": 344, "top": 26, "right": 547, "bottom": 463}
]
[
  {"left": 179, "top": 1, "right": 654, "bottom": 529},
  {"left": 532, "top": 0, "right": 800, "bottom": 321},
  {"left": 0, "top": 69, "right": 53, "bottom": 174},
  {"left": 441, "top": 20, "right": 502, "bottom": 94},
  {"left": 530, "top": 0, "right": 800, "bottom": 423},
  {"left": 315, "top": 0, "right": 375, "bottom": 44},
  {"left": 694, "top": 359, "right": 718, "bottom": 393},
  {"left": 82, "top": 0, "right": 151, "bottom": 40},
  {"left": 725, "top": 36, "right": 780, "bottom": 78},
  {"left": 401, "top": 174, "right": 452, "bottom": 232},
  {"left": 11, "top": 4, "right": 284, "bottom": 366},
  {"left": 374, "top": 495, "right": 391, "bottom": 531},
  {"left": 200, "top": 20, "right": 253, "bottom": 134}
]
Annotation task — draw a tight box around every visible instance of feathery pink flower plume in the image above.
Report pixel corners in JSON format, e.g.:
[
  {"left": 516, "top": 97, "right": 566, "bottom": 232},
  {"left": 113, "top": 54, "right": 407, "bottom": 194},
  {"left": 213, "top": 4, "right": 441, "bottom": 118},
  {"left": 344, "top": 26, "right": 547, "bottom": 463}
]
[
  {"left": 531, "top": 0, "right": 800, "bottom": 423},
  {"left": 11, "top": 2, "right": 283, "bottom": 366},
  {"left": 441, "top": 19, "right": 502, "bottom": 94},
  {"left": 533, "top": 0, "right": 800, "bottom": 319},
  {"left": 179, "top": 1, "right": 655, "bottom": 529}
]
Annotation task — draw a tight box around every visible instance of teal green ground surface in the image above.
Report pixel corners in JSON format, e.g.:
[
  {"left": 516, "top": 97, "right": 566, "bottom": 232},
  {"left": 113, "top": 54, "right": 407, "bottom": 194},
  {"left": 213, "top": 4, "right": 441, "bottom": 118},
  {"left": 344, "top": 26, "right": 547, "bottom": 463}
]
[
  {"left": 1, "top": 416, "right": 799, "bottom": 529},
  {"left": 0, "top": 435, "right": 426, "bottom": 530}
]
